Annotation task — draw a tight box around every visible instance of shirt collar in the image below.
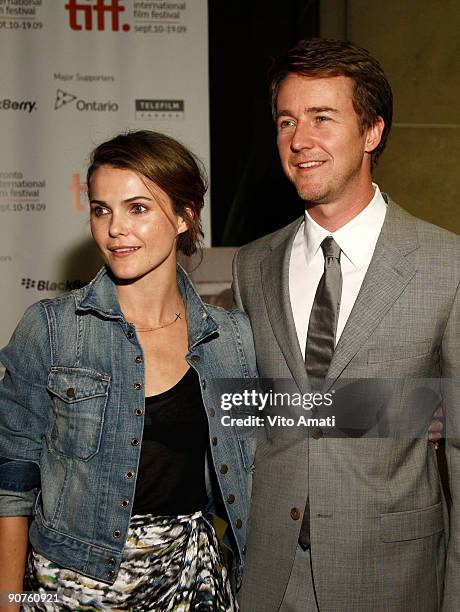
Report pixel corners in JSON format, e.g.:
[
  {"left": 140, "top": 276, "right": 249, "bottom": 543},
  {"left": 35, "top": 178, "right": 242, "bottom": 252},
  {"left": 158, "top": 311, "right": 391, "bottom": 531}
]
[
  {"left": 77, "top": 265, "right": 218, "bottom": 349},
  {"left": 303, "top": 184, "right": 387, "bottom": 269}
]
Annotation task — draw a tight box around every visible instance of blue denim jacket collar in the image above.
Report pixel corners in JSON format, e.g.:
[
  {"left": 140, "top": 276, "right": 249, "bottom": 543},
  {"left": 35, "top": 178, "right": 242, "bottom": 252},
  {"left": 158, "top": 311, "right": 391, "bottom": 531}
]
[{"left": 76, "top": 265, "right": 219, "bottom": 350}]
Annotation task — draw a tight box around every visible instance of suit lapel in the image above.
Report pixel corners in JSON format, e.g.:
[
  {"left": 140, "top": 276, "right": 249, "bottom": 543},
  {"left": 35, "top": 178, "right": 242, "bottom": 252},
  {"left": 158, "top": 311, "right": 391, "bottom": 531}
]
[
  {"left": 326, "top": 201, "right": 419, "bottom": 384},
  {"left": 260, "top": 218, "right": 310, "bottom": 393}
]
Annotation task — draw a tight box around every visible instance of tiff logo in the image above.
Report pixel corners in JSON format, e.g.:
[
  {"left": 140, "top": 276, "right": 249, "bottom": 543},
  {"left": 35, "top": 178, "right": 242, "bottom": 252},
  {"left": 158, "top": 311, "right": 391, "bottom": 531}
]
[
  {"left": 65, "top": 0, "right": 130, "bottom": 32},
  {"left": 69, "top": 173, "right": 88, "bottom": 211}
]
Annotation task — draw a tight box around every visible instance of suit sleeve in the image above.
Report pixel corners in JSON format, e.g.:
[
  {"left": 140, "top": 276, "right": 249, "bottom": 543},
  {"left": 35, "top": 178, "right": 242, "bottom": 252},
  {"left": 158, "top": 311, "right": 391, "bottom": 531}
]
[
  {"left": 231, "top": 248, "right": 245, "bottom": 312},
  {"left": 0, "top": 302, "right": 52, "bottom": 516},
  {"left": 441, "top": 280, "right": 460, "bottom": 611}
]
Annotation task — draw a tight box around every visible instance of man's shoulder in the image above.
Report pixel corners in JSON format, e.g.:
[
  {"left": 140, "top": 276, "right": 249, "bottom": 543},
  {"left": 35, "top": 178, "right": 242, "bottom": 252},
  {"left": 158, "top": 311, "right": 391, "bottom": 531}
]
[
  {"left": 413, "top": 215, "right": 459, "bottom": 252},
  {"left": 236, "top": 217, "right": 303, "bottom": 260},
  {"left": 388, "top": 198, "right": 460, "bottom": 254}
]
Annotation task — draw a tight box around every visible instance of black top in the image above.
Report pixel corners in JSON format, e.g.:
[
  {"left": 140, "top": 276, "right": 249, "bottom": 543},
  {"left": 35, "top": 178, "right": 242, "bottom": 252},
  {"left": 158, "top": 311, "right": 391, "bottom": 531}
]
[{"left": 132, "top": 367, "right": 209, "bottom": 516}]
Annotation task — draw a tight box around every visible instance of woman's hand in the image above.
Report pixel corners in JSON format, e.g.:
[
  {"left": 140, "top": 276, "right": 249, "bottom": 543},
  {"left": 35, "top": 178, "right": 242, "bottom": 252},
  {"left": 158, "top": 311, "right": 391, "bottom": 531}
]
[{"left": 0, "top": 516, "right": 29, "bottom": 612}]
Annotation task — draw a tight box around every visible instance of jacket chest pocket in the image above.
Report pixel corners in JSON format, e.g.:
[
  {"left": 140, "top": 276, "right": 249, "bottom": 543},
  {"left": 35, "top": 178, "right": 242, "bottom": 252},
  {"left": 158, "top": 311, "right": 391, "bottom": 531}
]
[{"left": 46, "top": 367, "right": 110, "bottom": 461}]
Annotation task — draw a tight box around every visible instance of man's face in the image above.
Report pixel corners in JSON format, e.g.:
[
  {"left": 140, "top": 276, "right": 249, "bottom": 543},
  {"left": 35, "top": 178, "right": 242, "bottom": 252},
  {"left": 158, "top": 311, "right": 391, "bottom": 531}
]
[{"left": 276, "top": 74, "right": 378, "bottom": 209}]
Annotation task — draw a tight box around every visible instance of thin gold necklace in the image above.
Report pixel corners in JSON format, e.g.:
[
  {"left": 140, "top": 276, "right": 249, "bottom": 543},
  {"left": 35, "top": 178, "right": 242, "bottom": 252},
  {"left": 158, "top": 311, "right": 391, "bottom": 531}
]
[{"left": 131, "top": 312, "right": 183, "bottom": 332}]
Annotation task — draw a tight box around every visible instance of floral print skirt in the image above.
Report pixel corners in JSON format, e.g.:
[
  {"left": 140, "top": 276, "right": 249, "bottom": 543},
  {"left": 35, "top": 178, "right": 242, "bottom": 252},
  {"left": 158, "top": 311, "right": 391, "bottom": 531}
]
[{"left": 24, "top": 511, "right": 237, "bottom": 611}]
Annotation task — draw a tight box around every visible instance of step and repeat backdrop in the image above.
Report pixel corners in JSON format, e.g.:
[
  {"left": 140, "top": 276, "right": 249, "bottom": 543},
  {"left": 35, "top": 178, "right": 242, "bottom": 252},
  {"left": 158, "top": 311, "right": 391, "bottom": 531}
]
[{"left": 0, "top": 0, "right": 210, "bottom": 347}]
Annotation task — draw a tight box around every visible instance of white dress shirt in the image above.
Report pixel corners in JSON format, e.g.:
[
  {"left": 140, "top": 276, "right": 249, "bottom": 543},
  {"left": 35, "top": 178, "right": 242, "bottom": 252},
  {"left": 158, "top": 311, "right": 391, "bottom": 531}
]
[{"left": 289, "top": 185, "right": 387, "bottom": 358}]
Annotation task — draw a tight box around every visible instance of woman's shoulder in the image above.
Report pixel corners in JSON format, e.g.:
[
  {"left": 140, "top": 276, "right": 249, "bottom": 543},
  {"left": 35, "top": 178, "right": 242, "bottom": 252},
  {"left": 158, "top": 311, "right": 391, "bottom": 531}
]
[
  {"left": 20, "top": 268, "right": 105, "bottom": 321},
  {"left": 205, "top": 305, "right": 257, "bottom": 374},
  {"left": 205, "top": 304, "right": 252, "bottom": 333},
  {"left": 5, "top": 275, "right": 98, "bottom": 351}
]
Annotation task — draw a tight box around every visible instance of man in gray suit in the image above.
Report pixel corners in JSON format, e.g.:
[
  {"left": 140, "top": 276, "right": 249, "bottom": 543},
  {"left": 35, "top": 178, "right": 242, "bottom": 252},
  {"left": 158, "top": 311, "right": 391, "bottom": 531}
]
[{"left": 233, "top": 38, "right": 459, "bottom": 611}]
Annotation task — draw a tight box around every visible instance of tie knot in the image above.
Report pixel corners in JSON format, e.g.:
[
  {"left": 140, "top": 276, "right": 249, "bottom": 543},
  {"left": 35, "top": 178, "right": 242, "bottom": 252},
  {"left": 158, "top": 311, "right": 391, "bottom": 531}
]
[{"left": 321, "top": 236, "right": 341, "bottom": 260}]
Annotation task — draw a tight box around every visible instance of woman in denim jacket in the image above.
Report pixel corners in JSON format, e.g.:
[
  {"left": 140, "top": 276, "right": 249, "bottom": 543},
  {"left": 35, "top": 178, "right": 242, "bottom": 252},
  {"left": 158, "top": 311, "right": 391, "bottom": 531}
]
[{"left": 0, "top": 131, "right": 257, "bottom": 610}]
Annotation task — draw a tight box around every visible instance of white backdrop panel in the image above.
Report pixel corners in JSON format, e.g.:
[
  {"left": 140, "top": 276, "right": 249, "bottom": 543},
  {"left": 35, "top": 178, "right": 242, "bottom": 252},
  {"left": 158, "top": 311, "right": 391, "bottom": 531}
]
[{"left": 0, "top": 0, "right": 210, "bottom": 346}]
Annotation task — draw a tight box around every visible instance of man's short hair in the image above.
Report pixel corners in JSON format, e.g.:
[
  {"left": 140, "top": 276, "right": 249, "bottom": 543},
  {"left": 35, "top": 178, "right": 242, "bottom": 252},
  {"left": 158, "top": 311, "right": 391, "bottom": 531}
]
[{"left": 270, "top": 38, "right": 393, "bottom": 168}]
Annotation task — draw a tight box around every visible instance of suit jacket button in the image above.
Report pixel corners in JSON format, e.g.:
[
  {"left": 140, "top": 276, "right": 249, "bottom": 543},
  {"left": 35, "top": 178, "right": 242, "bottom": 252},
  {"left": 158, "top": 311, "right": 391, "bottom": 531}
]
[
  {"left": 112, "top": 529, "right": 121, "bottom": 539},
  {"left": 107, "top": 569, "right": 115, "bottom": 578},
  {"left": 227, "top": 494, "right": 235, "bottom": 504},
  {"left": 212, "top": 437, "right": 218, "bottom": 446},
  {"left": 311, "top": 427, "right": 323, "bottom": 439},
  {"left": 107, "top": 557, "right": 116, "bottom": 566},
  {"left": 66, "top": 387, "right": 76, "bottom": 398},
  {"left": 220, "top": 464, "right": 228, "bottom": 474},
  {"left": 191, "top": 355, "right": 200, "bottom": 362},
  {"left": 235, "top": 518, "right": 243, "bottom": 529},
  {"left": 290, "top": 507, "right": 301, "bottom": 521}
]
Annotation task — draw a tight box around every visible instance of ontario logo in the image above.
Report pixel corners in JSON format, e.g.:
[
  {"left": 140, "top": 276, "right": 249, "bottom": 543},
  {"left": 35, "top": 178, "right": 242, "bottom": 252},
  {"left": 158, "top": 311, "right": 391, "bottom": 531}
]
[
  {"left": 55, "top": 89, "right": 118, "bottom": 112},
  {"left": 21, "top": 278, "right": 87, "bottom": 291},
  {"left": 65, "top": 0, "right": 130, "bottom": 32}
]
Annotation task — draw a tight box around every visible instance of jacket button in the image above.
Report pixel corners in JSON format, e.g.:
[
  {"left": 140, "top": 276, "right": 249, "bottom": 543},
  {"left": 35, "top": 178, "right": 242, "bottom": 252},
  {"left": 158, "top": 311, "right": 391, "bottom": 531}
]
[
  {"left": 107, "top": 557, "right": 116, "bottom": 566},
  {"left": 134, "top": 408, "right": 143, "bottom": 416},
  {"left": 120, "top": 500, "right": 129, "bottom": 508},
  {"left": 243, "top": 545, "right": 247, "bottom": 555},
  {"left": 212, "top": 437, "right": 218, "bottom": 446},
  {"left": 235, "top": 519, "right": 242, "bottom": 529},
  {"left": 227, "top": 494, "right": 235, "bottom": 504},
  {"left": 220, "top": 464, "right": 228, "bottom": 474},
  {"left": 107, "top": 570, "right": 115, "bottom": 578},
  {"left": 135, "top": 355, "right": 143, "bottom": 363},
  {"left": 191, "top": 355, "right": 200, "bottom": 362},
  {"left": 127, "top": 331, "right": 134, "bottom": 339},
  {"left": 66, "top": 387, "right": 76, "bottom": 398},
  {"left": 131, "top": 438, "right": 140, "bottom": 447},
  {"left": 290, "top": 507, "right": 301, "bottom": 521},
  {"left": 202, "top": 379, "right": 206, "bottom": 390},
  {"left": 209, "top": 408, "right": 215, "bottom": 417},
  {"left": 125, "top": 470, "right": 135, "bottom": 479},
  {"left": 113, "top": 529, "right": 121, "bottom": 539},
  {"left": 134, "top": 382, "right": 142, "bottom": 390},
  {"left": 311, "top": 427, "right": 323, "bottom": 439}
]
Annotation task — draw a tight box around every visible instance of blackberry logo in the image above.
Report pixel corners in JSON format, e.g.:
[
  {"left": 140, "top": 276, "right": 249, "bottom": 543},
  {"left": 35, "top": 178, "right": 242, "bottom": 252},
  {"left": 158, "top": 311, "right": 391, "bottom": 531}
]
[
  {"left": 22, "top": 278, "right": 36, "bottom": 289},
  {"left": 21, "top": 278, "right": 86, "bottom": 291}
]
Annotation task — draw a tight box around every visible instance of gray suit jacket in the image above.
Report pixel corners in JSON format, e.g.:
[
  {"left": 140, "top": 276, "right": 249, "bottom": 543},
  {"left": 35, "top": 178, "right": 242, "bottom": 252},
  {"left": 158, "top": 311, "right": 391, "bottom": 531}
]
[{"left": 233, "top": 199, "right": 460, "bottom": 612}]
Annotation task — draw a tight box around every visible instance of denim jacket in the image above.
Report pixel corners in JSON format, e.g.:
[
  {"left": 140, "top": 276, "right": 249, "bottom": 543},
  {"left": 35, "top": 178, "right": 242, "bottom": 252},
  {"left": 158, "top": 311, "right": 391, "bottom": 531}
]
[{"left": 0, "top": 265, "right": 257, "bottom": 586}]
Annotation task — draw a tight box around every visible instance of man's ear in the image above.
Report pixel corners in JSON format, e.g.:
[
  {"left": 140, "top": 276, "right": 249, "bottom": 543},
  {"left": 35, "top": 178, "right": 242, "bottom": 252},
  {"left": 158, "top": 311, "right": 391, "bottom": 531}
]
[
  {"left": 365, "top": 116, "right": 385, "bottom": 153},
  {"left": 177, "top": 206, "right": 193, "bottom": 235}
]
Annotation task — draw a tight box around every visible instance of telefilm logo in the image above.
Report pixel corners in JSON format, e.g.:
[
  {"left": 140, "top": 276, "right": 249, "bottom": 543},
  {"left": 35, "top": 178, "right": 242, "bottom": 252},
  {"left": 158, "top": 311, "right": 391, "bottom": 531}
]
[
  {"left": 55, "top": 89, "right": 118, "bottom": 112},
  {"left": 21, "top": 278, "right": 86, "bottom": 291},
  {"left": 135, "top": 99, "right": 184, "bottom": 120},
  {"left": 65, "top": 0, "right": 130, "bottom": 32}
]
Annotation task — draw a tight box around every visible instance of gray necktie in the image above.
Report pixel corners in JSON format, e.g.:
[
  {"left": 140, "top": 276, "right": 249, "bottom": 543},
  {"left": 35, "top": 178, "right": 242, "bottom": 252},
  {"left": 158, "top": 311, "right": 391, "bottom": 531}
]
[{"left": 299, "top": 236, "right": 342, "bottom": 550}]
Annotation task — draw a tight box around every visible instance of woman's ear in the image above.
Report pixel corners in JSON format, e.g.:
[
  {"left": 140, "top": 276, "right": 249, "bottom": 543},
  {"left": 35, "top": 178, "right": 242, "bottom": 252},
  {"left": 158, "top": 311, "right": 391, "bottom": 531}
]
[{"left": 177, "top": 206, "right": 193, "bottom": 235}]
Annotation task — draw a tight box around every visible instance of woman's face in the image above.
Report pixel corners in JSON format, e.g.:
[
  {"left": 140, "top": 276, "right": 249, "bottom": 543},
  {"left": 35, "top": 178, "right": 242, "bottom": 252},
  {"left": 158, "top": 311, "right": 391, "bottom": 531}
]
[{"left": 89, "top": 165, "right": 187, "bottom": 282}]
